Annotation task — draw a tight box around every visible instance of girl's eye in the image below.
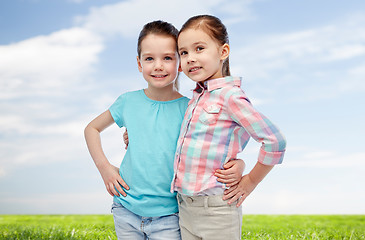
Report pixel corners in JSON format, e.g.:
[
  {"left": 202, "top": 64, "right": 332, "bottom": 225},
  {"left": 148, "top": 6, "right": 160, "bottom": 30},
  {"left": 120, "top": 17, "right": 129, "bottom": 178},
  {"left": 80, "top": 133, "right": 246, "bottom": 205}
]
[
  {"left": 145, "top": 57, "right": 153, "bottom": 61},
  {"left": 196, "top": 47, "right": 204, "bottom": 51},
  {"left": 180, "top": 51, "right": 187, "bottom": 56},
  {"left": 165, "top": 56, "right": 173, "bottom": 60}
]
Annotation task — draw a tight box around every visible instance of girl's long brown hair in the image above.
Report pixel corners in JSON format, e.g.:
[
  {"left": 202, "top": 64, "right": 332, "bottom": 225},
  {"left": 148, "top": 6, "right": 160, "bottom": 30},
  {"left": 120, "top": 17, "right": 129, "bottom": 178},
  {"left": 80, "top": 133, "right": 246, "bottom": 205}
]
[{"left": 179, "top": 15, "right": 231, "bottom": 77}]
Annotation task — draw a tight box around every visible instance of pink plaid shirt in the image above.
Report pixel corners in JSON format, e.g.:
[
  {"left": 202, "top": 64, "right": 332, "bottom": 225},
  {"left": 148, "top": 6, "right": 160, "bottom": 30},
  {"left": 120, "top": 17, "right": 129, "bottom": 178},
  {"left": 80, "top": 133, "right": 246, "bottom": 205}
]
[{"left": 171, "top": 76, "right": 286, "bottom": 195}]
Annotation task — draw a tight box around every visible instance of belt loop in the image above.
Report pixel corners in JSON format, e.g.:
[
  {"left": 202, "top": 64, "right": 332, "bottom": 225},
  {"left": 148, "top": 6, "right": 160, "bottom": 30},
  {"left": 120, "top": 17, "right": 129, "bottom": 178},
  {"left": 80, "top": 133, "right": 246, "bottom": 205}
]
[{"left": 204, "top": 196, "right": 209, "bottom": 209}]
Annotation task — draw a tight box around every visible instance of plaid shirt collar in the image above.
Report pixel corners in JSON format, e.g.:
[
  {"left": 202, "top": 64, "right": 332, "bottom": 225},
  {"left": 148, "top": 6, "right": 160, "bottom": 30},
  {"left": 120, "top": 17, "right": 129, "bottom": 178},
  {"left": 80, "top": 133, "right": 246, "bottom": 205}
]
[{"left": 193, "top": 76, "right": 242, "bottom": 93}]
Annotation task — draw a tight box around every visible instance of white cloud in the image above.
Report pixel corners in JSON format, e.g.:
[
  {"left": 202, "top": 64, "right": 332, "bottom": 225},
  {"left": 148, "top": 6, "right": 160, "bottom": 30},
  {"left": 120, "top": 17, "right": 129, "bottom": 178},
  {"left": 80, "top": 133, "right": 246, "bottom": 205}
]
[
  {"left": 0, "top": 27, "right": 103, "bottom": 99},
  {"left": 233, "top": 23, "right": 365, "bottom": 76},
  {"left": 323, "top": 44, "right": 365, "bottom": 61},
  {"left": 74, "top": 0, "right": 255, "bottom": 38},
  {"left": 0, "top": 26, "right": 106, "bottom": 179},
  {"left": 0, "top": 134, "right": 84, "bottom": 168},
  {"left": 0, "top": 28, "right": 104, "bottom": 177},
  {"left": 0, "top": 167, "right": 5, "bottom": 177},
  {"left": 336, "top": 62, "right": 365, "bottom": 92},
  {"left": 230, "top": 14, "right": 365, "bottom": 100},
  {"left": 74, "top": 0, "right": 210, "bottom": 38},
  {"left": 0, "top": 116, "right": 125, "bottom": 178}
]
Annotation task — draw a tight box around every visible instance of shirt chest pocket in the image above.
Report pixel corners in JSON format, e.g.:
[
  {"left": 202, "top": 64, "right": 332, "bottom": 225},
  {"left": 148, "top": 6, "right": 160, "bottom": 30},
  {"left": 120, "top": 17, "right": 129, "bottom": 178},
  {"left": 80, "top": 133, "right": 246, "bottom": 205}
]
[{"left": 199, "top": 102, "right": 222, "bottom": 125}]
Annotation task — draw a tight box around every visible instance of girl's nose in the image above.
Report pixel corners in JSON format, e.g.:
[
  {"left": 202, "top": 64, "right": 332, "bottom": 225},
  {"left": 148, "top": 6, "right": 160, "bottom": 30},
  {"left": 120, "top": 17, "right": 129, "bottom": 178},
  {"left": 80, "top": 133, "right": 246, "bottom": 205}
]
[
  {"left": 154, "top": 60, "right": 163, "bottom": 70},
  {"left": 187, "top": 54, "right": 196, "bottom": 64}
]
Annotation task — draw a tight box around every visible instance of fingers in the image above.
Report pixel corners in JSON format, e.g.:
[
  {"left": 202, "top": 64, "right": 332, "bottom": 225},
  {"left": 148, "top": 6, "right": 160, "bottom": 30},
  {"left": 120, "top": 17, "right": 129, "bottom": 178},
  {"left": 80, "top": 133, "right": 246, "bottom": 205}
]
[
  {"left": 226, "top": 188, "right": 242, "bottom": 203},
  {"left": 123, "top": 130, "right": 129, "bottom": 149},
  {"left": 107, "top": 182, "right": 120, "bottom": 197},
  {"left": 215, "top": 170, "right": 240, "bottom": 187},
  {"left": 112, "top": 181, "right": 127, "bottom": 197},
  {"left": 222, "top": 182, "right": 249, "bottom": 206},
  {"left": 236, "top": 195, "right": 246, "bottom": 207},
  {"left": 115, "top": 177, "right": 130, "bottom": 197},
  {"left": 105, "top": 179, "right": 129, "bottom": 197},
  {"left": 223, "top": 187, "right": 247, "bottom": 206},
  {"left": 225, "top": 180, "right": 240, "bottom": 187},
  {"left": 123, "top": 131, "right": 129, "bottom": 142},
  {"left": 223, "top": 160, "right": 235, "bottom": 169},
  {"left": 215, "top": 167, "right": 240, "bottom": 179},
  {"left": 227, "top": 192, "right": 242, "bottom": 205},
  {"left": 106, "top": 186, "right": 114, "bottom": 197},
  {"left": 123, "top": 130, "right": 128, "bottom": 139},
  {"left": 215, "top": 169, "right": 235, "bottom": 177},
  {"left": 223, "top": 189, "right": 244, "bottom": 207},
  {"left": 214, "top": 173, "right": 235, "bottom": 181},
  {"left": 216, "top": 178, "right": 239, "bottom": 187},
  {"left": 222, "top": 185, "right": 238, "bottom": 200},
  {"left": 116, "top": 188, "right": 127, "bottom": 197},
  {"left": 118, "top": 178, "right": 130, "bottom": 191},
  {"left": 215, "top": 168, "right": 238, "bottom": 180},
  {"left": 225, "top": 185, "right": 236, "bottom": 194}
]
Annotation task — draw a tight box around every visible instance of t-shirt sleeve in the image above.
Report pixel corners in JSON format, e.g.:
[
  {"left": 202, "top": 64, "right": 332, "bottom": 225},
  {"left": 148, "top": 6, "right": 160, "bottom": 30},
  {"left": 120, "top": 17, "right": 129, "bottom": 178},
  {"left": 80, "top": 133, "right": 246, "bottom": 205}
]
[{"left": 109, "top": 94, "right": 125, "bottom": 128}]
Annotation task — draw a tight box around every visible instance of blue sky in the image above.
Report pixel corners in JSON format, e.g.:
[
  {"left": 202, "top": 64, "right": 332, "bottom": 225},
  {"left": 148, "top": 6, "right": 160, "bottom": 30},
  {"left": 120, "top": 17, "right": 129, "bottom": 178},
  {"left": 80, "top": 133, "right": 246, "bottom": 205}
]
[{"left": 0, "top": 0, "right": 364, "bottom": 214}]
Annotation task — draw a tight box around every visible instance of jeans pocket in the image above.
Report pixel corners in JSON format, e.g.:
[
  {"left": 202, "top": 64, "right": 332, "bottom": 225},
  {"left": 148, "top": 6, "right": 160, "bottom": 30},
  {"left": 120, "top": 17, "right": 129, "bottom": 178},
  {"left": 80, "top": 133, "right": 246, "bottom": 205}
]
[{"left": 111, "top": 201, "right": 123, "bottom": 213}]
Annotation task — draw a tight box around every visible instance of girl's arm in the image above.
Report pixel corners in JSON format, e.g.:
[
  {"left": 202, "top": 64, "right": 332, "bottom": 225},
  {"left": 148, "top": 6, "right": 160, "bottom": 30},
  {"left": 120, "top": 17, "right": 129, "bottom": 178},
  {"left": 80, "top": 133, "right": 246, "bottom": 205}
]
[
  {"left": 222, "top": 88, "right": 286, "bottom": 207},
  {"left": 84, "top": 110, "right": 129, "bottom": 197},
  {"left": 227, "top": 88, "right": 286, "bottom": 166},
  {"left": 222, "top": 161, "right": 274, "bottom": 207},
  {"left": 214, "top": 159, "right": 245, "bottom": 187}
]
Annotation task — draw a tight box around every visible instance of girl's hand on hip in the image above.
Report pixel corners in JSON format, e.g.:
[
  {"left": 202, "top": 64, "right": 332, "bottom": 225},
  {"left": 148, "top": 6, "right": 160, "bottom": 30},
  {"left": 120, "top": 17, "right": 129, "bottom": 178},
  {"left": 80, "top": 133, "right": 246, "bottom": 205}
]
[
  {"left": 99, "top": 163, "right": 129, "bottom": 197},
  {"left": 222, "top": 174, "right": 257, "bottom": 207},
  {"left": 214, "top": 159, "right": 245, "bottom": 187}
]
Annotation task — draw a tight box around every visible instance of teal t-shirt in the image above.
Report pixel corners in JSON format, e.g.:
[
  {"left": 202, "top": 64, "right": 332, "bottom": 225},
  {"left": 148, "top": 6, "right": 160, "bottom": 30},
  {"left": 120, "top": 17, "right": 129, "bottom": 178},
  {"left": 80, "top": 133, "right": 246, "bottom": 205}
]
[{"left": 109, "top": 89, "right": 189, "bottom": 217}]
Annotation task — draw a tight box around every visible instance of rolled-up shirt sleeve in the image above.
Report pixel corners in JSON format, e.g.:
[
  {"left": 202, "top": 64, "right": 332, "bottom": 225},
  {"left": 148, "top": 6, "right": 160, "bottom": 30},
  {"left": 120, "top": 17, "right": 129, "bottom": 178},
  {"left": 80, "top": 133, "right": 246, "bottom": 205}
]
[{"left": 227, "top": 88, "right": 286, "bottom": 165}]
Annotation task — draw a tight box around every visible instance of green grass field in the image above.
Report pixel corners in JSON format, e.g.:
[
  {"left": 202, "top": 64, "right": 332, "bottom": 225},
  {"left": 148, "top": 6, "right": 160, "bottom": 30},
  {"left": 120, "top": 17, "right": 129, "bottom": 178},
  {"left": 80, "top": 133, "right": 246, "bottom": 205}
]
[{"left": 0, "top": 215, "right": 364, "bottom": 239}]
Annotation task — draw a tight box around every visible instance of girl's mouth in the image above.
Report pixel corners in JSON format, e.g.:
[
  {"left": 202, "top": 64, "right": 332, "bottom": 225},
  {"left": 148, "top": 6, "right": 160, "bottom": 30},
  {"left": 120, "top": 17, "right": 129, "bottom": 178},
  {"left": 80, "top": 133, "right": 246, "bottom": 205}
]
[
  {"left": 189, "top": 67, "right": 202, "bottom": 73},
  {"left": 152, "top": 74, "right": 168, "bottom": 78}
]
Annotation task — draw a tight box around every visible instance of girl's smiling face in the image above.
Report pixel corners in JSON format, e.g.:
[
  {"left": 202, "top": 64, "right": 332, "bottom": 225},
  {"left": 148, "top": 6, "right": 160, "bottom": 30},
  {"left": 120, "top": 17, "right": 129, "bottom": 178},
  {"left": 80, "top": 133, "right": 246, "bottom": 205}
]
[
  {"left": 178, "top": 28, "right": 229, "bottom": 83},
  {"left": 137, "top": 34, "right": 181, "bottom": 90}
]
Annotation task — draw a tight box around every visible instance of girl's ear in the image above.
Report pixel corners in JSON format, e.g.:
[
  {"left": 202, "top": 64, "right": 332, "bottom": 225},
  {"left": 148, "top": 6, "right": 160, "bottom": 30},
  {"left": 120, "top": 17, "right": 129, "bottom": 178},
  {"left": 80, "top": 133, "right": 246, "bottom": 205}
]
[
  {"left": 178, "top": 63, "right": 182, "bottom": 72},
  {"left": 136, "top": 56, "right": 143, "bottom": 72},
  {"left": 220, "top": 43, "right": 230, "bottom": 61}
]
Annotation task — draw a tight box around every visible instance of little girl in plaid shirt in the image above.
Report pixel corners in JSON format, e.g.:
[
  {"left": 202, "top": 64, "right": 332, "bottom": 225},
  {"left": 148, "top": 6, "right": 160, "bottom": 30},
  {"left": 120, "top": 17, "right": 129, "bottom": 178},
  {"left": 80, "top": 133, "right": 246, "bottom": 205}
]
[{"left": 171, "top": 15, "right": 287, "bottom": 240}]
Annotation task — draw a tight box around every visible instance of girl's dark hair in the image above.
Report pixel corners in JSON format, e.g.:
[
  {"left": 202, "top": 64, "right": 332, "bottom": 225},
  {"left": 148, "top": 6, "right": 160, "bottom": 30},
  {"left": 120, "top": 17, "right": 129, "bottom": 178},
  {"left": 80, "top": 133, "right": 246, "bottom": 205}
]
[
  {"left": 137, "top": 21, "right": 180, "bottom": 90},
  {"left": 179, "top": 15, "right": 231, "bottom": 77}
]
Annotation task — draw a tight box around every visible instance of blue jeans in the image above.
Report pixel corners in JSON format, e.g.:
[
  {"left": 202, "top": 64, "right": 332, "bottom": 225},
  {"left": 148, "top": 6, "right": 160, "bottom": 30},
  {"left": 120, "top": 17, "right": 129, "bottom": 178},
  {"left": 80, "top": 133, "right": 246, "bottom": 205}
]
[{"left": 111, "top": 202, "right": 181, "bottom": 240}]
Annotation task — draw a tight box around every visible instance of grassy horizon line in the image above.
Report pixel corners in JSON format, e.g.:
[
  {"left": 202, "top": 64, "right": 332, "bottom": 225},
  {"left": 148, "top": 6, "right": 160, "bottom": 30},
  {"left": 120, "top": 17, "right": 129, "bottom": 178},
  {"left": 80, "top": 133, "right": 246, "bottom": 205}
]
[{"left": 1, "top": 215, "right": 364, "bottom": 239}]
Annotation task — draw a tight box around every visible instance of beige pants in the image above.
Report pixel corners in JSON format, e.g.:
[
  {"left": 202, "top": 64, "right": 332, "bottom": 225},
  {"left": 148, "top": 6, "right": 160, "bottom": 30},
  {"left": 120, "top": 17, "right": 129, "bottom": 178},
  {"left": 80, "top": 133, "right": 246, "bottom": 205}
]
[{"left": 177, "top": 193, "right": 242, "bottom": 240}]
